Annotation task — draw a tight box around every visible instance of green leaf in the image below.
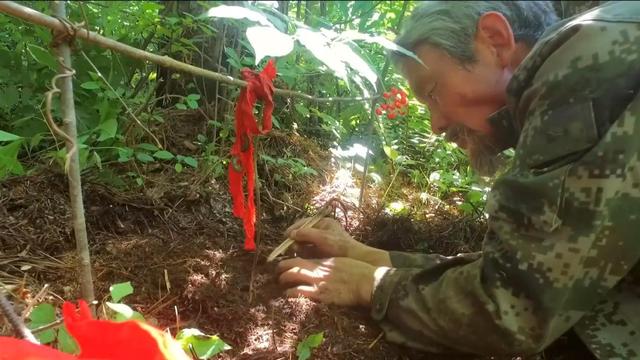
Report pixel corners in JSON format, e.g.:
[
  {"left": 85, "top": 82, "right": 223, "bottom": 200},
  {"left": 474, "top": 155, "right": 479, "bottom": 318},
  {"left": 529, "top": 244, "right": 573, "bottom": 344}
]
[
  {"left": 136, "top": 152, "right": 155, "bottom": 163},
  {"left": 174, "top": 163, "right": 183, "bottom": 173},
  {"left": 296, "top": 332, "right": 324, "bottom": 360},
  {"left": 117, "top": 147, "right": 134, "bottom": 163},
  {"left": 30, "top": 303, "right": 56, "bottom": 324},
  {"left": 0, "top": 140, "right": 24, "bottom": 179},
  {"left": 187, "top": 94, "right": 201, "bottom": 101},
  {"left": 109, "top": 281, "right": 134, "bottom": 302},
  {"left": 137, "top": 143, "right": 159, "bottom": 151},
  {"left": 175, "top": 103, "right": 187, "bottom": 110},
  {"left": 57, "top": 327, "right": 79, "bottom": 354},
  {"left": 207, "top": 5, "right": 275, "bottom": 27},
  {"left": 153, "top": 150, "right": 174, "bottom": 160},
  {"left": 97, "top": 118, "right": 118, "bottom": 141},
  {"left": 27, "top": 44, "right": 58, "bottom": 70},
  {"left": 303, "top": 332, "right": 324, "bottom": 348},
  {"left": 383, "top": 145, "right": 399, "bottom": 161},
  {"left": 246, "top": 26, "right": 294, "bottom": 64},
  {"left": 182, "top": 156, "right": 198, "bottom": 168},
  {"left": 176, "top": 328, "right": 231, "bottom": 359},
  {"left": 80, "top": 81, "right": 101, "bottom": 90},
  {"left": 186, "top": 99, "right": 198, "bottom": 109},
  {"left": 294, "top": 104, "right": 310, "bottom": 117},
  {"left": 0, "top": 130, "right": 22, "bottom": 142},
  {"left": 105, "top": 302, "right": 145, "bottom": 322},
  {"left": 28, "top": 303, "right": 58, "bottom": 344},
  {"left": 93, "top": 151, "right": 102, "bottom": 170}
]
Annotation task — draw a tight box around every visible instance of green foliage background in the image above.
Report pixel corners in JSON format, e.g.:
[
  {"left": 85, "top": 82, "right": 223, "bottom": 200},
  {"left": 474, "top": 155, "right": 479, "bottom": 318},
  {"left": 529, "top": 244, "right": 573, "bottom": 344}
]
[{"left": 0, "top": 1, "right": 478, "bottom": 211}]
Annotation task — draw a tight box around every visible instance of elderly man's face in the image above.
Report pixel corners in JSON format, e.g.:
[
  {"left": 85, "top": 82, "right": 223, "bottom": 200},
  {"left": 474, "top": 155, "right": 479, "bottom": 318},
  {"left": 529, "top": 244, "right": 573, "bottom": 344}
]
[
  {"left": 401, "top": 44, "right": 512, "bottom": 176},
  {"left": 399, "top": 12, "right": 530, "bottom": 176}
]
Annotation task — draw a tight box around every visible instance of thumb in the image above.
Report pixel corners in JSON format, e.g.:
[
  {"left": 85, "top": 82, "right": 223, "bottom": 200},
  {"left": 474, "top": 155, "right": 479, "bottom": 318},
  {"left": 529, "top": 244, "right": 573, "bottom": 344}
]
[{"left": 290, "top": 227, "right": 331, "bottom": 246}]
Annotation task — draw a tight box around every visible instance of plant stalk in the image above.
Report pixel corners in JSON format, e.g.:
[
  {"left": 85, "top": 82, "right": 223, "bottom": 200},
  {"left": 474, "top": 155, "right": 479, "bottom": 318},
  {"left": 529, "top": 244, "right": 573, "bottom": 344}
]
[{"left": 51, "top": 0, "right": 96, "bottom": 312}]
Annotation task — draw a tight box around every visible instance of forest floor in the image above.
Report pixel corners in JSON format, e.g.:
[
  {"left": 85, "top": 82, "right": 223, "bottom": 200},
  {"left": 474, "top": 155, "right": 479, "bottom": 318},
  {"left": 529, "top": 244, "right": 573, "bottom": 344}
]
[{"left": 0, "top": 128, "right": 594, "bottom": 360}]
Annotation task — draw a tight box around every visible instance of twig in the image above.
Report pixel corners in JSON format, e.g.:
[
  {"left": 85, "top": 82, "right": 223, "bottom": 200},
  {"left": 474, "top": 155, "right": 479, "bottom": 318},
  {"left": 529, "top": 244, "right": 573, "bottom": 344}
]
[
  {"left": 0, "top": 1, "right": 377, "bottom": 103},
  {"left": 30, "top": 318, "right": 64, "bottom": 334},
  {"left": 368, "top": 331, "right": 384, "bottom": 349},
  {"left": 79, "top": 50, "right": 162, "bottom": 148},
  {"left": 0, "top": 289, "right": 38, "bottom": 343},
  {"left": 21, "top": 284, "right": 49, "bottom": 320},
  {"left": 266, "top": 199, "right": 337, "bottom": 262}
]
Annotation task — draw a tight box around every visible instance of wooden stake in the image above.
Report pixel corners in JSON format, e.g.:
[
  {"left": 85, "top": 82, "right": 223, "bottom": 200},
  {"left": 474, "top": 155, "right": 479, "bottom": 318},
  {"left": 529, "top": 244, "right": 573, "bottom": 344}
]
[{"left": 50, "top": 0, "right": 95, "bottom": 312}]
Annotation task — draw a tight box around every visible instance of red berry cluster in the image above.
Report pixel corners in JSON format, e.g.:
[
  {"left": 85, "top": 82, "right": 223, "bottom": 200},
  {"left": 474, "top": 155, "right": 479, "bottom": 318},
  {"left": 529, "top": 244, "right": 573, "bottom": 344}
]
[{"left": 375, "top": 87, "right": 408, "bottom": 119}]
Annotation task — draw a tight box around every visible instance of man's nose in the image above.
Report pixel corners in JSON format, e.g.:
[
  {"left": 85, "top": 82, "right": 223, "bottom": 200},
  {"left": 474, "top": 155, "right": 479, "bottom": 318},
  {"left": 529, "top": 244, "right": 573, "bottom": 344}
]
[{"left": 429, "top": 107, "right": 448, "bottom": 135}]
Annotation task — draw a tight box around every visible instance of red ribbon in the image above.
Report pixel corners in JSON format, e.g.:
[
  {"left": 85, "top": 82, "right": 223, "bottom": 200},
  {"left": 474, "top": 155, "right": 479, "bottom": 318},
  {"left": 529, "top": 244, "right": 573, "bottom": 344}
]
[{"left": 229, "top": 59, "right": 276, "bottom": 251}]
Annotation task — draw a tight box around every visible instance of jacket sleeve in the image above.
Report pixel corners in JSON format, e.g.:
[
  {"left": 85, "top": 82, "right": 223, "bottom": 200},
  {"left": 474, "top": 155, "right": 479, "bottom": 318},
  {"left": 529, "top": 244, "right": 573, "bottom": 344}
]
[
  {"left": 370, "top": 12, "right": 640, "bottom": 356},
  {"left": 388, "top": 251, "right": 481, "bottom": 269}
]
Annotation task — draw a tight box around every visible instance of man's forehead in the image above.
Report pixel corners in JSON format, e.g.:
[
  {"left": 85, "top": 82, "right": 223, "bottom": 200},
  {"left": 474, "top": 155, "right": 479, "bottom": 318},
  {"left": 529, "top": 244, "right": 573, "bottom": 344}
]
[{"left": 400, "top": 58, "right": 432, "bottom": 83}]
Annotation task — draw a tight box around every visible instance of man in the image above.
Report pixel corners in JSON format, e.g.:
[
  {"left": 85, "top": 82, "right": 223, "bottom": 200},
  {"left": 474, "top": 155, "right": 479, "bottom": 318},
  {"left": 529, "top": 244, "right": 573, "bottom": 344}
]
[{"left": 276, "top": 1, "right": 640, "bottom": 358}]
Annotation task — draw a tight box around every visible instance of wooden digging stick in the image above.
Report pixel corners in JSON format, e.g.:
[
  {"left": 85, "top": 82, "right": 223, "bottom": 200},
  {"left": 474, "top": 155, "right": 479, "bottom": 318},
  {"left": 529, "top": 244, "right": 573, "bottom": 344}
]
[{"left": 266, "top": 202, "right": 335, "bottom": 262}]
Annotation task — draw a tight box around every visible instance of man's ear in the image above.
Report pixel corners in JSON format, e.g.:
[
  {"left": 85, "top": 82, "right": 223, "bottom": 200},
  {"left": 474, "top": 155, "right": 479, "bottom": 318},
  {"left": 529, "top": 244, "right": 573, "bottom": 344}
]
[{"left": 476, "top": 11, "right": 516, "bottom": 67}]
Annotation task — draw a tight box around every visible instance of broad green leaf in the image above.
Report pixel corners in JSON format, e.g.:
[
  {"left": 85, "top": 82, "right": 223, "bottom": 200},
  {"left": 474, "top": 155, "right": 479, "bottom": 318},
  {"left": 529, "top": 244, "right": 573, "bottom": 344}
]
[
  {"left": 295, "top": 27, "right": 348, "bottom": 82},
  {"left": 207, "top": 5, "right": 275, "bottom": 27},
  {"left": 0, "top": 130, "right": 21, "bottom": 142},
  {"left": 97, "top": 118, "right": 118, "bottom": 141},
  {"left": 303, "top": 332, "right": 324, "bottom": 347},
  {"left": 136, "top": 143, "right": 159, "bottom": 151},
  {"left": 28, "top": 303, "right": 57, "bottom": 344},
  {"left": 246, "top": 26, "right": 294, "bottom": 64},
  {"left": 118, "top": 147, "right": 134, "bottom": 162},
  {"left": 182, "top": 156, "right": 198, "bottom": 168},
  {"left": 187, "top": 94, "right": 201, "bottom": 101},
  {"left": 224, "top": 47, "right": 243, "bottom": 69},
  {"left": 339, "top": 30, "right": 426, "bottom": 67},
  {"left": 26, "top": 44, "right": 58, "bottom": 70},
  {"left": 105, "top": 302, "right": 145, "bottom": 322},
  {"left": 136, "top": 152, "right": 155, "bottom": 163},
  {"left": 0, "top": 86, "right": 20, "bottom": 109},
  {"left": 153, "top": 150, "right": 174, "bottom": 160},
  {"left": 0, "top": 140, "right": 24, "bottom": 179},
  {"left": 332, "top": 41, "right": 377, "bottom": 89},
  {"left": 174, "top": 163, "right": 183, "bottom": 173},
  {"left": 57, "top": 327, "right": 79, "bottom": 354},
  {"left": 30, "top": 303, "right": 56, "bottom": 324},
  {"left": 176, "top": 328, "right": 231, "bottom": 359},
  {"left": 109, "top": 281, "right": 134, "bottom": 302},
  {"left": 383, "top": 145, "right": 398, "bottom": 161},
  {"left": 186, "top": 99, "right": 198, "bottom": 109},
  {"left": 296, "top": 332, "right": 324, "bottom": 360},
  {"left": 80, "top": 81, "right": 101, "bottom": 90},
  {"left": 175, "top": 103, "right": 187, "bottom": 110},
  {"left": 294, "top": 104, "right": 309, "bottom": 117}
]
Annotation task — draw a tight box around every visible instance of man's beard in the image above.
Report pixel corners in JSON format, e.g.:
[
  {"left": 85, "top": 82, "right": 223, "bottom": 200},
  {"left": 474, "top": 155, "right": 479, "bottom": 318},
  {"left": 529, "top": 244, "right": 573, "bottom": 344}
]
[{"left": 444, "top": 124, "right": 505, "bottom": 177}]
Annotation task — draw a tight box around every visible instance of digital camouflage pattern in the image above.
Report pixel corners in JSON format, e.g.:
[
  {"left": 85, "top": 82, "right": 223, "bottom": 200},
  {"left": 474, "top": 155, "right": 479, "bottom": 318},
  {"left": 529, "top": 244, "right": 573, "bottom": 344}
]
[{"left": 371, "top": 1, "right": 640, "bottom": 358}]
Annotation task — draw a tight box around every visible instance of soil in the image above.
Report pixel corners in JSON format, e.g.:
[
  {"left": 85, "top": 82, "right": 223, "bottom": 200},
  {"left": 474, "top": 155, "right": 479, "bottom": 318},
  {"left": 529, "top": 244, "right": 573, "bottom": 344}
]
[{"left": 0, "top": 135, "right": 595, "bottom": 360}]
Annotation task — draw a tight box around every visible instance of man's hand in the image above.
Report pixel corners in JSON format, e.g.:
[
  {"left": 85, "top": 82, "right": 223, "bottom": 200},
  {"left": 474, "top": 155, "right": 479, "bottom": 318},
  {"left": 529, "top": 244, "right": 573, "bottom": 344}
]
[
  {"left": 285, "top": 217, "right": 392, "bottom": 267},
  {"left": 276, "top": 257, "right": 389, "bottom": 307}
]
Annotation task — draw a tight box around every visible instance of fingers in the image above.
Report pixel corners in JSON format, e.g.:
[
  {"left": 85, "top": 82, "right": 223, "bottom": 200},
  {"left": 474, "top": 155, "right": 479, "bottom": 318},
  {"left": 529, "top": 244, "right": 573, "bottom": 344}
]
[
  {"left": 284, "top": 217, "right": 341, "bottom": 237},
  {"left": 285, "top": 285, "right": 319, "bottom": 301},
  {"left": 289, "top": 227, "right": 334, "bottom": 246},
  {"left": 275, "top": 257, "right": 318, "bottom": 275}
]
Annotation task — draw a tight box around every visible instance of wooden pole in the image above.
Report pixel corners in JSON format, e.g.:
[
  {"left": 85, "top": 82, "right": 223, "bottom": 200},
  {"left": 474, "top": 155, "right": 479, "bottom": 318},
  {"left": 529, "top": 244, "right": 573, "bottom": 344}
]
[{"left": 50, "top": 0, "right": 96, "bottom": 310}]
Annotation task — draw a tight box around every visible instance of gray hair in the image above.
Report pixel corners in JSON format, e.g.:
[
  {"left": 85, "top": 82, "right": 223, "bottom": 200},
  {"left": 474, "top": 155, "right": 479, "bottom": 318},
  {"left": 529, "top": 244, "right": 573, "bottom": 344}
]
[{"left": 392, "top": 1, "right": 559, "bottom": 65}]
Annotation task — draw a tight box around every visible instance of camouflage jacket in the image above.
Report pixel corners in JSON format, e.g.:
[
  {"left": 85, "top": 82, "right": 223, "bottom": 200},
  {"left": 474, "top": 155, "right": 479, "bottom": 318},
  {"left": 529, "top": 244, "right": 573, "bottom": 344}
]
[{"left": 371, "top": 2, "right": 640, "bottom": 358}]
